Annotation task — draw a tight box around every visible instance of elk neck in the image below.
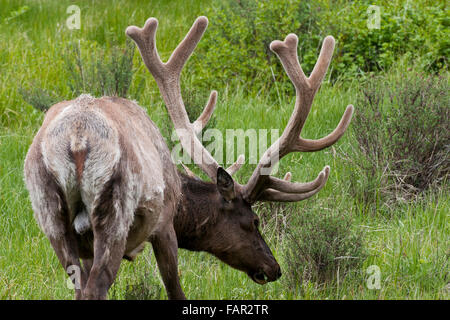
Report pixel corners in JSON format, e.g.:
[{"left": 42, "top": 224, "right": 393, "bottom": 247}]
[{"left": 174, "top": 172, "right": 220, "bottom": 253}]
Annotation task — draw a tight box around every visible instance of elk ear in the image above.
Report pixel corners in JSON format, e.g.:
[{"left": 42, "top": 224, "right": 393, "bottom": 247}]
[{"left": 217, "top": 167, "right": 235, "bottom": 201}]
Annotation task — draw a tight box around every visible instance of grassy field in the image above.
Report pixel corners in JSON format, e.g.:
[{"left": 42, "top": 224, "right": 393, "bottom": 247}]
[{"left": 0, "top": 0, "right": 448, "bottom": 299}]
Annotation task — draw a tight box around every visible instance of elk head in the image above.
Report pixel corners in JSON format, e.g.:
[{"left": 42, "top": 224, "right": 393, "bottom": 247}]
[
  {"left": 126, "top": 16, "right": 353, "bottom": 285},
  {"left": 176, "top": 167, "right": 281, "bottom": 284}
]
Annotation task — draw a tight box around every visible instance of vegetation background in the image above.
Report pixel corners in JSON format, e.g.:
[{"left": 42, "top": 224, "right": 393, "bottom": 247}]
[{"left": 0, "top": 0, "right": 448, "bottom": 299}]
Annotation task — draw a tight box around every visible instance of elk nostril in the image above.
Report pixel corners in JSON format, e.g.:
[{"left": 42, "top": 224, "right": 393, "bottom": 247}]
[{"left": 277, "top": 267, "right": 282, "bottom": 279}]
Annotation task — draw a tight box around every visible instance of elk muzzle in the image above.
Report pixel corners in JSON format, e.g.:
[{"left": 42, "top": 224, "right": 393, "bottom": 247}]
[{"left": 249, "top": 258, "right": 282, "bottom": 285}]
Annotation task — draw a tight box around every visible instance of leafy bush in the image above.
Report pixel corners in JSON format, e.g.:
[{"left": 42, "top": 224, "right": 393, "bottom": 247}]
[
  {"left": 282, "top": 202, "right": 365, "bottom": 291},
  {"left": 322, "top": 0, "right": 449, "bottom": 79},
  {"left": 349, "top": 70, "right": 449, "bottom": 205},
  {"left": 188, "top": 0, "right": 448, "bottom": 97}
]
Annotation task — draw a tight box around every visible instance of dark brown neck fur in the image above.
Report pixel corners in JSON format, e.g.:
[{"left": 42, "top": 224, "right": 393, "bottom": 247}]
[{"left": 174, "top": 173, "right": 220, "bottom": 252}]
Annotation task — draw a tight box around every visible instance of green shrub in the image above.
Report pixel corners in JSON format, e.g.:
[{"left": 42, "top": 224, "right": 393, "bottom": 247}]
[
  {"left": 122, "top": 275, "right": 163, "bottom": 300},
  {"left": 282, "top": 202, "right": 365, "bottom": 292},
  {"left": 253, "top": 201, "right": 296, "bottom": 243},
  {"left": 322, "top": 0, "right": 449, "bottom": 79},
  {"left": 349, "top": 70, "right": 449, "bottom": 206},
  {"left": 110, "top": 268, "right": 163, "bottom": 300},
  {"left": 188, "top": 0, "right": 448, "bottom": 96},
  {"left": 19, "top": 39, "right": 145, "bottom": 112},
  {"left": 63, "top": 38, "right": 142, "bottom": 99},
  {"left": 18, "top": 86, "right": 59, "bottom": 113}
]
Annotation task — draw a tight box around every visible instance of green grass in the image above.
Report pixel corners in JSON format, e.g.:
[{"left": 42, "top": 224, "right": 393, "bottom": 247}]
[{"left": 0, "top": 0, "right": 448, "bottom": 300}]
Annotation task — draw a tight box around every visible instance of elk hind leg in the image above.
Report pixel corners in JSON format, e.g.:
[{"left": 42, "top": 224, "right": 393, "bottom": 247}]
[
  {"left": 26, "top": 165, "right": 85, "bottom": 299},
  {"left": 82, "top": 178, "right": 132, "bottom": 300}
]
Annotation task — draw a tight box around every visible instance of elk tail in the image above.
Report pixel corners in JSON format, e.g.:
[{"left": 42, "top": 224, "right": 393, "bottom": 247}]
[{"left": 69, "top": 134, "right": 92, "bottom": 235}]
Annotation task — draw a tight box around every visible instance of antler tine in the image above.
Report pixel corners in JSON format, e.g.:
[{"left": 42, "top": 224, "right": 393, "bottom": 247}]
[
  {"left": 181, "top": 154, "right": 244, "bottom": 179},
  {"left": 294, "top": 104, "right": 354, "bottom": 152},
  {"left": 308, "top": 36, "right": 335, "bottom": 88},
  {"left": 283, "top": 172, "right": 292, "bottom": 181},
  {"left": 181, "top": 163, "right": 199, "bottom": 179},
  {"left": 126, "top": 18, "right": 165, "bottom": 80},
  {"left": 258, "top": 166, "right": 330, "bottom": 202},
  {"left": 166, "top": 16, "right": 209, "bottom": 75},
  {"left": 127, "top": 17, "right": 244, "bottom": 182},
  {"left": 192, "top": 90, "right": 217, "bottom": 135},
  {"left": 270, "top": 34, "right": 309, "bottom": 90},
  {"left": 243, "top": 33, "right": 353, "bottom": 203},
  {"left": 226, "top": 154, "right": 245, "bottom": 176},
  {"left": 266, "top": 167, "right": 326, "bottom": 194},
  {"left": 126, "top": 16, "right": 208, "bottom": 81}
]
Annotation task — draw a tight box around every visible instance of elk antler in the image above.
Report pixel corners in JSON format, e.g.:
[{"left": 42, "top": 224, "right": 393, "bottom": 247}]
[
  {"left": 126, "top": 17, "right": 244, "bottom": 181},
  {"left": 242, "top": 34, "right": 354, "bottom": 203}
]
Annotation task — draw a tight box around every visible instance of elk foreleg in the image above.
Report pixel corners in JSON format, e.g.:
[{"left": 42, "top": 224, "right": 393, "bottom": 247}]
[{"left": 151, "top": 223, "right": 186, "bottom": 300}]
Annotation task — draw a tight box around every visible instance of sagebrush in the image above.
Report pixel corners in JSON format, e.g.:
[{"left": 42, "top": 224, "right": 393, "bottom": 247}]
[
  {"left": 281, "top": 202, "right": 365, "bottom": 292},
  {"left": 349, "top": 70, "right": 449, "bottom": 206}
]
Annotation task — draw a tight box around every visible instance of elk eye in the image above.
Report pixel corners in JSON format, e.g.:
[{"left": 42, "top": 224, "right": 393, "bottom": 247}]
[{"left": 253, "top": 218, "right": 259, "bottom": 228}]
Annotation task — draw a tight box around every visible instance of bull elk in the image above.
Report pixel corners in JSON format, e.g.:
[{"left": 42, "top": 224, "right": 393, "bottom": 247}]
[{"left": 24, "top": 16, "right": 353, "bottom": 299}]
